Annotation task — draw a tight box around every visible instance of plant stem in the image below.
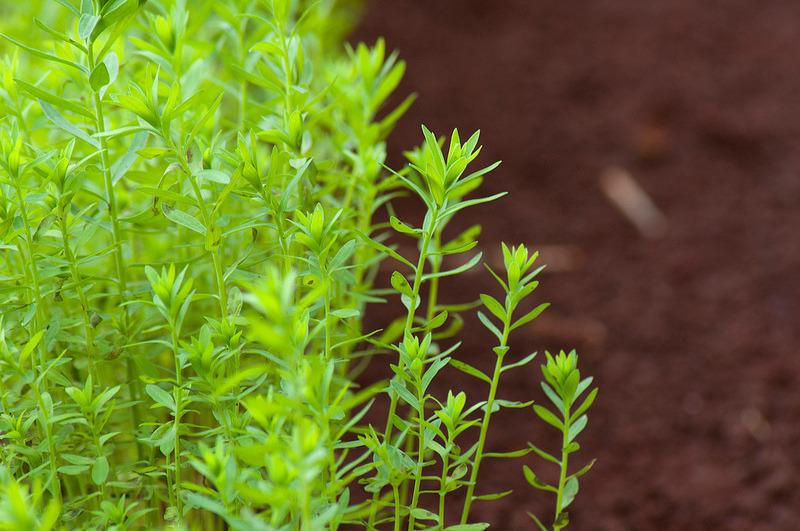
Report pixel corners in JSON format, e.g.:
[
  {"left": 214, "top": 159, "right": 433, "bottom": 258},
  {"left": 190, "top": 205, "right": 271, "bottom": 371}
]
[
  {"left": 438, "top": 444, "right": 450, "bottom": 526},
  {"left": 12, "top": 179, "right": 46, "bottom": 376},
  {"left": 87, "top": 44, "right": 143, "bottom": 459},
  {"left": 367, "top": 210, "right": 437, "bottom": 528},
  {"left": 238, "top": 14, "right": 249, "bottom": 130},
  {"left": 425, "top": 231, "right": 442, "bottom": 322},
  {"left": 58, "top": 206, "right": 96, "bottom": 379},
  {"left": 175, "top": 143, "right": 229, "bottom": 319},
  {"left": 406, "top": 388, "right": 426, "bottom": 531},
  {"left": 33, "top": 384, "right": 62, "bottom": 505},
  {"left": 171, "top": 325, "right": 184, "bottom": 519},
  {"left": 386, "top": 212, "right": 436, "bottom": 443},
  {"left": 392, "top": 483, "right": 402, "bottom": 531},
  {"left": 324, "top": 280, "right": 332, "bottom": 359},
  {"left": 460, "top": 323, "right": 510, "bottom": 524},
  {"left": 554, "top": 403, "right": 572, "bottom": 526}
]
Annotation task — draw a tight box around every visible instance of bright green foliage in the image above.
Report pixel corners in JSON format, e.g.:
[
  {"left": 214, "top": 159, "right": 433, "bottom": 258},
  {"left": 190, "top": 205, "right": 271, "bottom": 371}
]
[
  {"left": 524, "top": 351, "right": 597, "bottom": 530},
  {"left": 0, "top": 1, "right": 596, "bottom": 529}
]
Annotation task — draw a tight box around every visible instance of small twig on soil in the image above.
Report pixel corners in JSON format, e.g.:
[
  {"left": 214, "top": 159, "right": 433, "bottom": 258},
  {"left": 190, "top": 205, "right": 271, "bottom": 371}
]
[{"left": 600, "top": 166, "right": 667, "bottom": 238}]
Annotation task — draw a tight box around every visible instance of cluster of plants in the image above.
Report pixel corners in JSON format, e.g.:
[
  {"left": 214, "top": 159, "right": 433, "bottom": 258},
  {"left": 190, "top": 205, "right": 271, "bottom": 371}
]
[{"left": 0, "top": 0, "right": 597, "bottom": 529}]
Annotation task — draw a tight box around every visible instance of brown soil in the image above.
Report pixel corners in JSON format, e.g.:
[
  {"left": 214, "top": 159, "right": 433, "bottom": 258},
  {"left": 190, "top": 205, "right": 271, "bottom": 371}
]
[{"left": 353, "top": 1, "right": 800, "bottom": 529}]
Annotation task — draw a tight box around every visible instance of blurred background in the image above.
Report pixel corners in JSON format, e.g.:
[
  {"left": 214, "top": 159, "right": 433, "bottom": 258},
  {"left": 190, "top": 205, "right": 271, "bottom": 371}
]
[{"left": 356, "top": 1, "right": 800, "bottom": 529}]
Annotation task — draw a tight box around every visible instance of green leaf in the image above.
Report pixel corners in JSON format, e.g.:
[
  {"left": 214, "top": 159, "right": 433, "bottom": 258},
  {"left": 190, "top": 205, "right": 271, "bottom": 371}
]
[
  {"left": 89, "top": 62, "right": 110, "bottom": 91},
  {"left": 483, "top": 448, "right": 533, "bottom": 459},
  {"left": 528, "top": 513, "right": 548, "bottom": 531},
  {"left": 1, "top": 34, "right": 87, "bottom": 73},
  {"left": 196, "top": 169, "right": 230, "bottom": 184},
  {"left": 390, "top": 271, "right": 412, "bottom": 297},
  {"left": 567, "top": 415, "right": 588, "bottom": 443},
  {"left": 575, "top": 376, "right": 594, "bottom": 400},
  {"left": 58, "top": 465, "right": 90, "bottom": 475},
  {"left": 54, "top": 0, "right": 80, "bottom": 15},
  {"left": 571, "top": 458, "right": 596, "bottom": 480},
  {"left": 476, "top": 311, "right": 502, "bottom": 341},
  {"left": 40, "top": 101, "right": 100, "bottom": 148},
  {"left": 491, "top": 399, "right": 534, "bottom": 411},
  {"left": 112, "top": 132, "right": 147, "bottom": 184},
  {"left": 421, "top": 356, "right": 450, "bottom": 391},
  {"left": 161, "top": 204, "right": 206, "bottom": 235},
  {"left": 472, "top": 490, "right": 513, "bottom": 501},
  {"left": 15, "top": 79, "right": 94, "bottom": 119},
  {"left": 533, "top": 404, "right": 564, "bottom": 431},
  {"left": 389, "top": 379, "right": 419, "bottom": 411},
  {"left": 379, "top": 93, "right": 417, "bottom": 135},
  {"left": 441, "top": 192, "right": 507, "bottom": 219},
  {"left": 527, "top": 443, "right": 560, "bottom": 465},
  {"left": 78, "top": 14, "right": 100, "bottom": 41},
  {"left": 449, "top": 359, "right": 491, "bottom": 384},
  {"left": 564, "top": 442, "right": 580, "bottom": 454},
  {"left": 187, "top": 91, "right": 224, "bottom": 146},
  {"left": 501, "top": 352, "right": 538, "bottom": 373},
  {"left": 331, "top": 308, "right": 360, "bottom": 319},
  {"left": 511, "top": 302, "right": 550, "bottom": 331},
  {"left": 571, "top": 388, "right": 597, "bottom": 422},
  {"left": 33, "top": 18, "right": 84, "bottom": 50},
  {"left": 184, "top": 492, "right": 227, "bottom": 516},
  {"left": 554, "top": 511, "right": 570, "bottom": 530},
  {"left": 91, "top": 455, "right": 109, "bottom": 485},
  {"left": 357, "top": 231, "right": 414, "bottom": 269},
  {"left": 424, "top": 310, "right": 448, "bottom": 331},
  {"left": 446, "top": 525, "right": 490, "bottom": 531},
  {"left": 479, "top": 293, "right": 506, "bottom": 321},
  {"left": 541, "top": 381, "right": 564, "bottom": 415},
  {"left": 410, "top": 508, "right": 438, "bottom": 522},
  {"left": 19, "top": 330, "right": 44, "bottom": 367},
  {"left": 422, "top": 252, "right": 482, "bottom": 281},
  {"left": 62, "top": 454, "right": 95, "bottom": 465},
  {"left": 145, "top": 383, "right": 176, "bottom": 412},
  {"left": 522, "top": 465, "right": 556, "bottom": 493},
  {"left": 562, "top": 477, "right": 579, "bottom": 509},
  {"left": 389, "top": 215, "right": 420, "bottom": 236}
]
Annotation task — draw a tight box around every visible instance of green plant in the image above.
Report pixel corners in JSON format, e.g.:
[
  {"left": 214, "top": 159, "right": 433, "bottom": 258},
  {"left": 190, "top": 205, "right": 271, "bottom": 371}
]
[
  {"left": 0, "top": 1, "right": 597, "bottom": 529},
  {"left": 523, "top": 351, "right": 597, "bottom": 530}
]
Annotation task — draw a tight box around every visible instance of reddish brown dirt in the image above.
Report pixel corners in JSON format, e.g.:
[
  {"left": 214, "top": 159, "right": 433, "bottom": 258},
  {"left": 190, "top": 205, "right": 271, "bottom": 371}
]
[{"left": 354, "top": 1, "right": 800, "bottom": 529}]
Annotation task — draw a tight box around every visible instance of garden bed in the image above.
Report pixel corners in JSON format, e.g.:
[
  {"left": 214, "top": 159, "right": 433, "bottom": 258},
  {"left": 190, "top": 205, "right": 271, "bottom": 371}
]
[{"left": 357, "top": 1, "right": 800, "bottom": 528}]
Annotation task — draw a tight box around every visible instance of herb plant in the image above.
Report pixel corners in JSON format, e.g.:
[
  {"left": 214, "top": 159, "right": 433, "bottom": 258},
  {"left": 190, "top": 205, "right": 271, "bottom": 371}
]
[{"left": 0, "top": 1, "right": 597, "bottom": 529}]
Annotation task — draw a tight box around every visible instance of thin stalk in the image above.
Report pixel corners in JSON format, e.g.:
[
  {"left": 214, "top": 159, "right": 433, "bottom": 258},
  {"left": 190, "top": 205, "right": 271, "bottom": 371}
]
[
  {"left": 165, "top": 451, "right": 175, "bottom": 511},
  {"left": 58, "top": 206, "right": 96, "bottom": 378},
  {"left": 425, "top": 231, "right": 442, "bottom": 322},
  {"left": 12, "top": 180, "right": 46, "bottom": 375},
  {"left": 386, "top": 210, "right": 437, "bottom": 440},
  {"left": 87, "top": 46, "right": 128, "bottom": 309},
  {"left": 554, "top": 403, "right": 572, "bottom": 524},
  {"left": 33, "top": 384, "right": 61, "bottom": 505},
  {"left": 367, "top": 210, "right": 437, "bottom": 528},
  {"left": 406, "top": 388, "right": 426, "bottom": 531},
  {"left": 87, "top": 44, "right": 142, "bottom": 458},
  {"left": 324, "top": 280, "right": 332, "bottom": 359},
  {"left": 392, "top": 483, "right": 402, "bottom": 531},
  {"left": 90, "top": 419, "right": 107, "bottom": 502},
  {"left": 437, "top": 437, "right": 451, "bottom": 525},
  {"left": 238, "top": 15, "right": 249, "bottom": 129},
  {"left": 301, "top": 480, "right": 312, "bottom": 531},
  {"left": 173, "top": 143, "right": 229, "bottom": 319},
  {"left": 460, "top": 322, "right": 510, "bottom": 524},
  {"left": 171, "top": 325, "right": 184, "bottom": 519}
]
